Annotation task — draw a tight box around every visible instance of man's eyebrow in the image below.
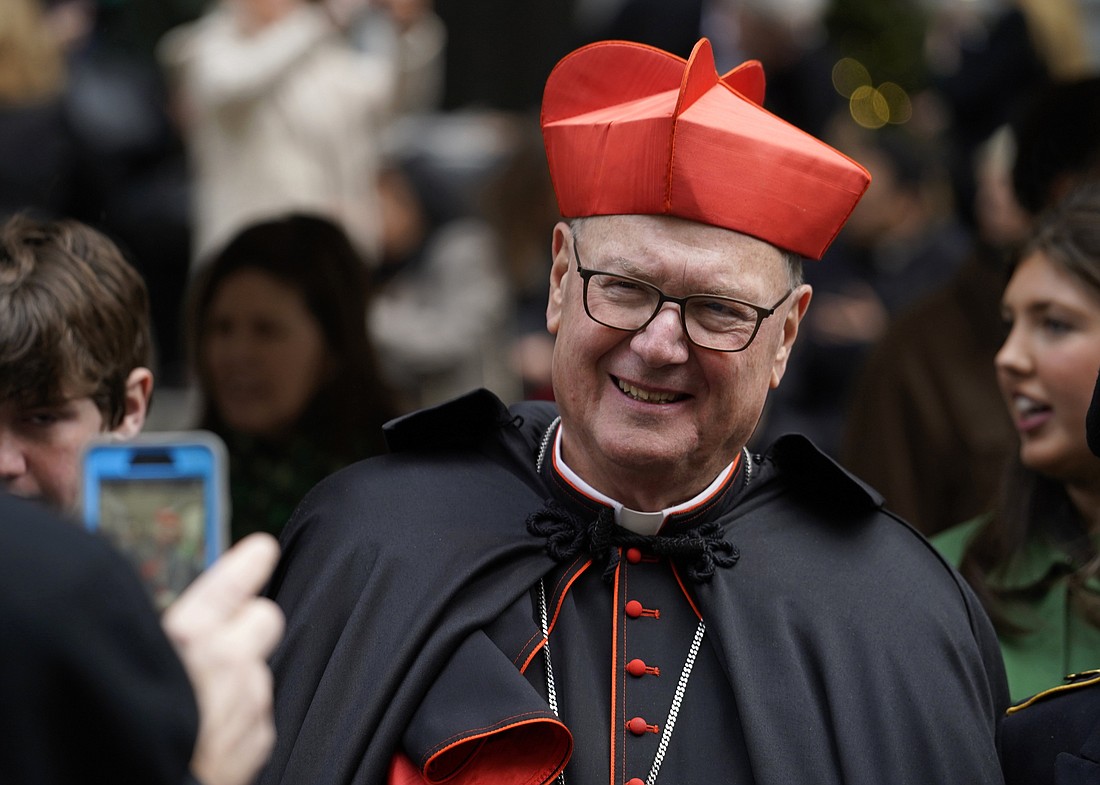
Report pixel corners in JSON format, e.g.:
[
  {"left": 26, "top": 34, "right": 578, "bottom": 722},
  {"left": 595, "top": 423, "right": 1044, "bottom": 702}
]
[
  {"left": 598, "top": 255, "right": 645, "bottom": 276},
  {"left": 615, "top": 258, "right": 757, "bottom": 299}
]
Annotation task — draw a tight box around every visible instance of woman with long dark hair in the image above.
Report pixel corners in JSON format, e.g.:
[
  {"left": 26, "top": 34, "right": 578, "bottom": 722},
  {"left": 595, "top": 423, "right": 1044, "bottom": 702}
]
[
  {"left": 935, "top": 182, "right": 1100, "bottom": 700},
  {"left": 187, "top": 213, "right": 396, "bottom": 541}
]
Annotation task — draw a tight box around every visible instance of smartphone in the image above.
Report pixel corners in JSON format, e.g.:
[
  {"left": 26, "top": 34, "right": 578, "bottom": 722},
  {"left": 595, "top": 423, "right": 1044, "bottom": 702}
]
[{"left": 80, "top": 431, "right": 230, "bottom": 610}]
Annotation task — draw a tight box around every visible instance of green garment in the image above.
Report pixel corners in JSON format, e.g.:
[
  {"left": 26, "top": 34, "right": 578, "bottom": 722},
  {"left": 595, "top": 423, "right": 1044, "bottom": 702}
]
[
  {"left": 934, "top": 517, "right": 1100, "bottom": 701},
  {"left": 224, "top": 432, "right": 367, "bottom": 544}
]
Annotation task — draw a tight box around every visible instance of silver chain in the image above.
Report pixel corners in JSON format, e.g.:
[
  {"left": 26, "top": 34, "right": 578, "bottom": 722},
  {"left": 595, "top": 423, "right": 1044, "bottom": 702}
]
[
  {"left": 645, "top": 619, "right": 705, "bottom": 785},
  {"left": 531, "top": 417, "right": 736, "bottom": 784},
  {"left": 536, "top": 417, "right": 561, "bottom": 474},
  {"left": 538, "top": 579, "right": 561, "bottom": 718},
  {"left": 538, "top": 579, "right": 566, "bottom": 785},
  {"left": 538, "top": 578, "right": 704, "bottom": 785}
]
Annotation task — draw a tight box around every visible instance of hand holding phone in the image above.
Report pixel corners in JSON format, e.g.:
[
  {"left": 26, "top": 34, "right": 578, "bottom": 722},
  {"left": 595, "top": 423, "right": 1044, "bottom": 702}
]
[{"left": 162, "top": 532, "right": 284, "bottom": 785}]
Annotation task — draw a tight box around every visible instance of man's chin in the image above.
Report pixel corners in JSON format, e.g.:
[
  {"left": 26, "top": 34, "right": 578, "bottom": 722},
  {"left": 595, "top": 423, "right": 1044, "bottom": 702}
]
[{"left": 606, "top": 440, "right": 695, "bottom": 477}]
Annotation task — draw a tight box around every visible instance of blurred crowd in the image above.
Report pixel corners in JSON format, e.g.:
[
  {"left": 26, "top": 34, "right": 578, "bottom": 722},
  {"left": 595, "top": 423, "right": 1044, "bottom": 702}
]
[{"left": 3, "top": 0, "right": 1100, "bottom": 543}]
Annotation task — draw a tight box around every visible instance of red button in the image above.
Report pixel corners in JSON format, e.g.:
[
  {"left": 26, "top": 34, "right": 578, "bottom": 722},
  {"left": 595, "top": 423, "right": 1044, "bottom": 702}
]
[
  {"left": 626, "top": 779, "right": 646, "bottom": 785},
  {"left": 625, "top": 600, "right": 660, "bottom": 619},
  {"left": 627, "top": 716, "right": 650, "bottom": 736},
  {"left": 626, "top": 658, "right": 648, "bottom": 677},
  {"left": 626, "top": 547, "right": 643, "bottom": 564}
]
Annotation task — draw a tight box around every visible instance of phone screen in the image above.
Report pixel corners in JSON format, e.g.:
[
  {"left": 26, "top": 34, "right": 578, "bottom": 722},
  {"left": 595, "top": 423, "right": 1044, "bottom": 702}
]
[
  {"left": 82, "top": 432, "right": 228, "bottom": 610},
  {"left": 97, "top": 476, "right": 208, "bottom": 609}
]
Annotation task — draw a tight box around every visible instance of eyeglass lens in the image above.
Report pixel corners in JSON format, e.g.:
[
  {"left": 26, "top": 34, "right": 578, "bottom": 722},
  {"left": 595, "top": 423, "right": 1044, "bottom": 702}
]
[{"left": 584, "top": 273, "right": 762, "bottom": 351}]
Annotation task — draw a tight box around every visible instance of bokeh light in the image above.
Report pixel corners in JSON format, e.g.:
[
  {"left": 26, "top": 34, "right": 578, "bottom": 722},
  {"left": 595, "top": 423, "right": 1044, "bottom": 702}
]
[
  {"left": 833, "top": 58, "right": 913, "bottom": 127},
  {"left": 832, "top": 58, "right": 871, "bottom": 98},
  {"left": 850, "top": 85, "right": 889, "bottom": 129},
  {"left": 877, "top": 82, "right": 912, "bottom": 124}
]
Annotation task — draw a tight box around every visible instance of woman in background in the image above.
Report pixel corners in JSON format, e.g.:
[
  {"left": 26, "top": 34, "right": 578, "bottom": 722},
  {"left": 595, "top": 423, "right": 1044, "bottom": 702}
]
[
  {"left": 188, "top": 213, "right": 395, "bottom": 541},
  {"left": 0, "top": 0, "right": 71, "bottom": 218},
  {"left": 934, "top": 182, "right": 1100, "bottom": 701},
  {"left": 158, "top": 0, "right": 397, "bottom": 267}
]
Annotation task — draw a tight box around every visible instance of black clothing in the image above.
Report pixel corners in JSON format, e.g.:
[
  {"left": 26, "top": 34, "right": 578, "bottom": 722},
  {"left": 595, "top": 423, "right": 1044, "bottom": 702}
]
[
  {"left": 0, "top": 494, "right": 198, "bottom": 785},
  {"left": 0, "top": 98, "right": 85, "bottom": 220},
  {"left": 1088, "top": 369, "right": 1100, "bottom": 458},
  {"left": 1001, "top": 672, "right": 1100, "bottom": 785},
  {"left": 434, "top": 0, "right": 577, "bottom": 111},
  {"left": 261, "top": 389, "right": 1009, "bottom": 785}
]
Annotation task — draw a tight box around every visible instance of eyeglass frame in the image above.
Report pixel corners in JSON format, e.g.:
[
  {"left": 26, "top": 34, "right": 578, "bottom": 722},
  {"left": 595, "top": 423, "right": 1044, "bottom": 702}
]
[{"left": 572, "top": 235, "right": 794, "bottom": 353}]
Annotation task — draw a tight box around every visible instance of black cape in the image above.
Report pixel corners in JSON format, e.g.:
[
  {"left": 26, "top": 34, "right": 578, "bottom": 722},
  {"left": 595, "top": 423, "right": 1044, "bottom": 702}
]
[{"left": 260, "top": 389, "right": 1009, "bottom": 785}]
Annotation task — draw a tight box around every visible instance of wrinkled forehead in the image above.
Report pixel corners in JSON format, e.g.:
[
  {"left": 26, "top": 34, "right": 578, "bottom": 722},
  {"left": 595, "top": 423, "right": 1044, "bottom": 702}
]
[{"left": 573, "top": 214, "right": 791, "bottom": 285}]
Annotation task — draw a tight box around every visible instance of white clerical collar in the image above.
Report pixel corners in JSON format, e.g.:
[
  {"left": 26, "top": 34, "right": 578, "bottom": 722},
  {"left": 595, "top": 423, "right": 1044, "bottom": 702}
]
[{"left": 551, "top": 424, "right": 736, "bottom": 536}]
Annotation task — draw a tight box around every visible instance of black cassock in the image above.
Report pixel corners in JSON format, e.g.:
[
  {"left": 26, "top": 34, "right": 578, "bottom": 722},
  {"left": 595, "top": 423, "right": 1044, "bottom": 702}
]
[{"left": 260, "top": 390, "right": 1009, "bottom": 785}]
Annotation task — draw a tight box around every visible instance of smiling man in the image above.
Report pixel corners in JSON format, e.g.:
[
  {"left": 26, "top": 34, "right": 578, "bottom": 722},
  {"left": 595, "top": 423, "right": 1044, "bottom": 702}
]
[
  {"left": 546, "top": 215, "right": 805, "bottom": 511},
  {"left": 260, "top": 39, "right": 1010, "bottom": 785}
]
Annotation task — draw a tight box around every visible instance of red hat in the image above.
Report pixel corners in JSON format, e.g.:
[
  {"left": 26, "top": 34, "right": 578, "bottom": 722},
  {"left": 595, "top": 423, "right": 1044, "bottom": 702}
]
[{"left": 541, "top": 38, "right": 871, "bottom": 260}]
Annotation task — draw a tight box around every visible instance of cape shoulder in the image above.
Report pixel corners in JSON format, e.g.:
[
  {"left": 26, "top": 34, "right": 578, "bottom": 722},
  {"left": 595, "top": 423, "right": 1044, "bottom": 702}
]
[
  {"left": 736, "top": 433, "right": 978, "bottom": 623},
  {"left": 263, "top": 392, "right": 561, "bottom": 785},
  {"left": 383, "top": 388, "right": 557, "bottom": 456},
  {"left": 279, "top": 389, "right": 557, "bottom": 554},
  {"left": 755, "top": 433, "right": 886, "bottom": 513}
]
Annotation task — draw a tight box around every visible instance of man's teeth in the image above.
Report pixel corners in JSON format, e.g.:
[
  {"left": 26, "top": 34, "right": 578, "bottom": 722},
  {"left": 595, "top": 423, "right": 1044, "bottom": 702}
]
[{"left": 619, "top": 380, "right": 676, "bottom": 403}]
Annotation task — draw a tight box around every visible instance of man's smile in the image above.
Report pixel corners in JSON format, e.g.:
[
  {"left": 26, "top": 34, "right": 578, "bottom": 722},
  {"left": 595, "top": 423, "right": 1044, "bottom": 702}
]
[{"left": 613, "top": 376, "right": 687, "bottom": 404}]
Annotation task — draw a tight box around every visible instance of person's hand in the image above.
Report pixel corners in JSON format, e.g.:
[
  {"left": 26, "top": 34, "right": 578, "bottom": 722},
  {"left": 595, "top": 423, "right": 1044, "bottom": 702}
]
[{"left": 161, "top": 533, "right": 285, "bottom": 785}]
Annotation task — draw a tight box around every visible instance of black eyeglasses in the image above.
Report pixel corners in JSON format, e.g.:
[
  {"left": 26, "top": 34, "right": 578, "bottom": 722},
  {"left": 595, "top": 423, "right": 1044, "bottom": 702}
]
[{"left": 573, "top": 237, "right": 793, "bottom": 352}]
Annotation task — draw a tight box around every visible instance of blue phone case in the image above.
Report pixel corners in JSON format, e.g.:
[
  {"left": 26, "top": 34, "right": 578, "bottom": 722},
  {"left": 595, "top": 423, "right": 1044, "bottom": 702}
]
[{"left": 81, "top": 431, "right": 229, "bottom": 607}]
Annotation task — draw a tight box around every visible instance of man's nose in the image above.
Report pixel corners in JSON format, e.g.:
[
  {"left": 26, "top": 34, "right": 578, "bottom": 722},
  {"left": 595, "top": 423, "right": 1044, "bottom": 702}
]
[{"left": 630, "top": 304, "right": 691, "bottom": 366}]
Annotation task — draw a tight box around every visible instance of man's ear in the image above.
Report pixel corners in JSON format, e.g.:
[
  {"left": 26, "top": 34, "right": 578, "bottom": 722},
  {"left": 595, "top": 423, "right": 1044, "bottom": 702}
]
[
  {"left": 546, "top": 221, "right": 573, "bottom": 336},
  {"left": 770, "top": 285, "right": 812, "bottom": 389},
  {"left": 110, "top": 367, "right": 154, "bottom": 439}
]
